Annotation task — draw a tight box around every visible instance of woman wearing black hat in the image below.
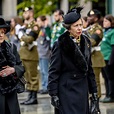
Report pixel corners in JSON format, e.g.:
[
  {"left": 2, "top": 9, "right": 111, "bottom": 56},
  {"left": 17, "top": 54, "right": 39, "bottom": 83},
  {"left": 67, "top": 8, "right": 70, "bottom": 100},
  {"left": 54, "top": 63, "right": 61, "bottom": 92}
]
[
  {"left": 48, "top": 7, "right": 99, "bottom": 114},
  {"left": 0, "top": 18, "right": 25, "bottom": 114}
]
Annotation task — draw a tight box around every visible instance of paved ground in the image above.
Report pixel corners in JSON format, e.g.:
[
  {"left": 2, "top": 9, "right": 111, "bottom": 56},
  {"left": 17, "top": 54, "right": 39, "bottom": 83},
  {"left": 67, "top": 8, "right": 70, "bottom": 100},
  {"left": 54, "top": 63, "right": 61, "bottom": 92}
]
[
  {"left": 18, "top": 76, "right": 114, "bottom": 114},
  {"left": 19, "top": 93, "right": 53, "bottom": 114}
]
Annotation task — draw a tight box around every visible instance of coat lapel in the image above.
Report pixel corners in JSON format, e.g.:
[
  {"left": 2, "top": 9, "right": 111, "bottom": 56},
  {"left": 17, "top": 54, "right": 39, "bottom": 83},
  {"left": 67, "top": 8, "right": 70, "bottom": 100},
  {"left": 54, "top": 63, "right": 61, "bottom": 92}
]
[
  {"left": 58, "top": 31, "right": 89, "bottom": 73},
  {"left": 80, "top": 35, "right": 90, "bottom": 64},
  {"left": 73, "top": 36, "right": 88, "bottom": 73}
]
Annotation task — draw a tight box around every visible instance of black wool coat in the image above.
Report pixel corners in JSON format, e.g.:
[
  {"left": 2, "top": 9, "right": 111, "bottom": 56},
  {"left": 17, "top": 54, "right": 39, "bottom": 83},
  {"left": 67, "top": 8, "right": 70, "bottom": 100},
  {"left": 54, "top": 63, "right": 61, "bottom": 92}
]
[
  {"left": 48, "top": 31, "right": 97, "bottom": 114},
  {"left": 0, "top": 42, "right": 25, "bottom": 114}
]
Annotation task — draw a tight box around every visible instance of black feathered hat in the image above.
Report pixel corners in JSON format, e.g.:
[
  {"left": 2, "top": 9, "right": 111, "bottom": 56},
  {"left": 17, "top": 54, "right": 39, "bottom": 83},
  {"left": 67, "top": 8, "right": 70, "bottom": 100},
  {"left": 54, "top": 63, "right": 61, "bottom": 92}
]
[
  {"left": 63, "top": 7, "right": 83, "bottom": 24},
  {"left": 0, "top": 18, "right": 10, "bottom": 33}
]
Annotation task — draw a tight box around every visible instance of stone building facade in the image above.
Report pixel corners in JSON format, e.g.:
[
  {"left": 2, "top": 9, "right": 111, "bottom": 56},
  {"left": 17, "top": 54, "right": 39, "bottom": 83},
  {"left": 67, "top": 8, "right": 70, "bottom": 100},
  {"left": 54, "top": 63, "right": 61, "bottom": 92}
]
[
  {"left": 0, "top": 0, "right": 113, "bottom": 21},
  {"left": 0, "top": 0, "right": 17, "bottom": 20}
]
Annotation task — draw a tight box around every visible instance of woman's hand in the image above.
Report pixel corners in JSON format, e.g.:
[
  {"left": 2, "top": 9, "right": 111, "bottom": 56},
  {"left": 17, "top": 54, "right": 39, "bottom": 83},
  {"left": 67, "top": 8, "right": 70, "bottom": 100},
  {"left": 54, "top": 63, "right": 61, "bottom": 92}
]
[{"left": 0, "top": 66, "right": 15, "bottom": 77}]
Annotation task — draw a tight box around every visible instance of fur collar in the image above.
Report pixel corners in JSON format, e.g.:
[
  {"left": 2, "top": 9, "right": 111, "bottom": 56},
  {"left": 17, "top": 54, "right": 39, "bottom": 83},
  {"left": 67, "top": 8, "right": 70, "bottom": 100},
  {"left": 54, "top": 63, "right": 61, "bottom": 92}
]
[
  {"left": 58, "top": 31, "right": 90, "bottom": 73},
  {"left": 0, "top": 41, "right": 16, "bottom": 67}
]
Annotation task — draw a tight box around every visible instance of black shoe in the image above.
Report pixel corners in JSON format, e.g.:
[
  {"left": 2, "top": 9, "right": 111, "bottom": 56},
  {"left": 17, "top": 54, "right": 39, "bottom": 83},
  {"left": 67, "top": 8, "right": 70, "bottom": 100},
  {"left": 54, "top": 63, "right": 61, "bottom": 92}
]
[
  {"left": 24, "top": 98, "right": 38, "bottom": 105},
  {"left": 20, "top": 101, "right": 26, "bottom": 105},
  {"left": 38, "top": 89, "right": 44, "bottom": 93},
  {"left": 40, "top": 90, "right": 48, "bottom": 94},
  {"left": 100, "top": 97, "right": 114, "bottom": 103},
  {"left": 100, "top": 96, "right": 108, "bottom": 102},
  {"left": 24, "top": 91, "right": 38, "bottom": 105},
  {"left": 20, "top": 91, "right": 32, "bottom": 105}
]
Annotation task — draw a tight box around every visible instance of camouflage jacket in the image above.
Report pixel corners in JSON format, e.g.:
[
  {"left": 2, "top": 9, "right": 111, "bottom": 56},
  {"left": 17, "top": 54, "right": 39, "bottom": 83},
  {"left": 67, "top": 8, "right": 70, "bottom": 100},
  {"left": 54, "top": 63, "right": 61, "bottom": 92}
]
[
  {"left": 87, "top": 23, "right": 105, "bottom": 67},
  {"left": 87, "top": 23, "right": 103, "bottom": 47}
]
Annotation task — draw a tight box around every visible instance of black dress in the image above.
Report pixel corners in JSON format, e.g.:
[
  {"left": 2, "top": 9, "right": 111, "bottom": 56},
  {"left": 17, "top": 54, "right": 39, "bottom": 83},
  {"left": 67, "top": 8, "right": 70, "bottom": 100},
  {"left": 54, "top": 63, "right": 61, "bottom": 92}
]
[{"left": 0, "top": 41, "right": 25, "bottom": 114}]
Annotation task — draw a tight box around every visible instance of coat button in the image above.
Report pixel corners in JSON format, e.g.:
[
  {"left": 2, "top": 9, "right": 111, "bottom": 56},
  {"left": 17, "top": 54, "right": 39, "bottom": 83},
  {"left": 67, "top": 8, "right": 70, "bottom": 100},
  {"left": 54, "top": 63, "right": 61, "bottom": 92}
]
[
  {"left": 85, "top": 73, "right": 87, "bottom": 76},
  {"left": 74, "top": 74, "right": 76, "bottom": 77}
]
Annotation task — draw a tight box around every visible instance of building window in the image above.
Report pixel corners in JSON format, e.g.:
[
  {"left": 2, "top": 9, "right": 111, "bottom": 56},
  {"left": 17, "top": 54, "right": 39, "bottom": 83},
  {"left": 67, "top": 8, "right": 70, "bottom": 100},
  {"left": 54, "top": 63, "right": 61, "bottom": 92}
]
[
  {"left": 0, "top": 0, "right": 2, "bottom": 15},
  {"left": 92, "top": 0, "right": 106, "bottom": 16}
]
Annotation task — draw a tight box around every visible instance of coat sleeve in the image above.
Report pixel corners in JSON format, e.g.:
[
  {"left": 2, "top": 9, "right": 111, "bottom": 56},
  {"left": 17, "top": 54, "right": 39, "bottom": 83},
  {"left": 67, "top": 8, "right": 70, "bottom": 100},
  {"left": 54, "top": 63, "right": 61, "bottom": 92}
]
[
  {"left": 85, "top": 37, "right": 97, "bottom": 94},
  {"left": 47, "top": 41, "right": 62, "bottom": 96},
  {"left": 87, "top": 55, "right": 97, "bottom": 94},
  {"left": 89, "top": 24, "right": 103, "bottom": 46},
  {"left": 21, "top": 35, "right": 34, "bottom": 44},
  {"left": 12, "top": 44, "right": 25, "bottom": 78}
]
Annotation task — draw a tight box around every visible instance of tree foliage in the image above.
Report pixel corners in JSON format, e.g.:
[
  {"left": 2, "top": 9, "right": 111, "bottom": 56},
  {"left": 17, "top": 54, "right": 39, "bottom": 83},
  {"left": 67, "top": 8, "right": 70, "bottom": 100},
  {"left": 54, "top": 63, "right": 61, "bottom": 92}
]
[
  {"left": 17, "top": 0, "right": 58, "bottom": 17},
  {"left": 17, "top": 0, "right": 99, "bottom": 18}
]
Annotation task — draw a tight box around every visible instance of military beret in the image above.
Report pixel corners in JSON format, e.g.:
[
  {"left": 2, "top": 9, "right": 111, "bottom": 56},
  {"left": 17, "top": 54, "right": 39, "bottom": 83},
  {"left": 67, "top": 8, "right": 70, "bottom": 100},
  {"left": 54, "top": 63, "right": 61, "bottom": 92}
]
[
  {"left": 87, "top": 9, "right": 101, "bottom": 17},
  {"left": 63, "top": 7, "right": 83, "bottom": 24},
  {"left": 23, "top": 7, "right": 33, "bottom": 12}
]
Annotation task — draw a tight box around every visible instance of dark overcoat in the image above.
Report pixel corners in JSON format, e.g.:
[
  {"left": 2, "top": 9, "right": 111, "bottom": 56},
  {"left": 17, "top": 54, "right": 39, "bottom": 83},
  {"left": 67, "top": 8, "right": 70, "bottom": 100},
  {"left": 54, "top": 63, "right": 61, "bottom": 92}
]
[
  {"left": 0, "top": 42, "right": 25, "bottom": 114},
  {"left": 48, "top": 31, "right": 97, "bottom": 114}
]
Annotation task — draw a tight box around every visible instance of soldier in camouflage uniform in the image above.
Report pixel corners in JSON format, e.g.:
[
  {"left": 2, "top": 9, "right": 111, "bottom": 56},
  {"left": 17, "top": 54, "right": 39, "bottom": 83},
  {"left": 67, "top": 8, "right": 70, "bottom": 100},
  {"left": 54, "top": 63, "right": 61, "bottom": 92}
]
[
  {"left": 51, "top": 9, "right": 66, "bottom": 48},
  {"left": 19, "top": 7, "right": 40, "bottom": 105},
  {"left": 87, "top": 9, "right": 105, "bottom": 98}
]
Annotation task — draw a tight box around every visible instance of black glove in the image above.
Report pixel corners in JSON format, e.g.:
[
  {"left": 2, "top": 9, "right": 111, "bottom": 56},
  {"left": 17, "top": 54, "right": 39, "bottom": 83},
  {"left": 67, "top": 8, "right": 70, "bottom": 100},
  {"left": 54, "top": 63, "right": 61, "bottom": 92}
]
[
  {"left": 89, "top": 93, "right": 101, "bottom": 114},
  {"left": 92, "top": 93, "right": 98, "bottom": 101},
  {"left": 51, "top": 95, "right": 60, "bottom": 109}
]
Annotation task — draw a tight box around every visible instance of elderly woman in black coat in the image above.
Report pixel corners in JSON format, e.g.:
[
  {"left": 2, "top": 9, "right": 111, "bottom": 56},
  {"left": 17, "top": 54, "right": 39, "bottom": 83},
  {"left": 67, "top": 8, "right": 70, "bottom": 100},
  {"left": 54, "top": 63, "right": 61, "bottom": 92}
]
[
  {"left": 48, "top": 7, "right": 100, "bottom": 114},
  {"left": 0, "top": 18, "right": 25, "bottom": 114}
]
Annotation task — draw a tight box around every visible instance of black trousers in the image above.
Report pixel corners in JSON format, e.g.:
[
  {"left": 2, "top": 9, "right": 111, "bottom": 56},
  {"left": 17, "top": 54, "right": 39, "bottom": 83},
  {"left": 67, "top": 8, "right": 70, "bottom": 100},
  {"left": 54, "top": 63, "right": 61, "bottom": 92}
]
[{"left": 101, "top": 60, "right": 114, "bottom": 98}]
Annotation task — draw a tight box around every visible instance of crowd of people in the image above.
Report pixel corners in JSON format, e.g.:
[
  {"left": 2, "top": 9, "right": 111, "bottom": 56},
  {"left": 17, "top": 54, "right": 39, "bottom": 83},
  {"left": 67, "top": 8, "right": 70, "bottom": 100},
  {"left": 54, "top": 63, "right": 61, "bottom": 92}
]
[
  {"left": 0, "top": 5, "right": 114, "bottom": 114},
  {"left": 82, "top": 11, "right": 114, "bottom": 103}
]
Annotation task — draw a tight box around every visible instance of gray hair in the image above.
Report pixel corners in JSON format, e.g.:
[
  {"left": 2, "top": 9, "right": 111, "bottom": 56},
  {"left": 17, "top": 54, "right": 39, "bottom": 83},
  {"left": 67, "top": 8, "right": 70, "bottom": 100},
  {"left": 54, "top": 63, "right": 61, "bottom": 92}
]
[{"left": 62, "top": 23, "right": 71, "bottom": 30}]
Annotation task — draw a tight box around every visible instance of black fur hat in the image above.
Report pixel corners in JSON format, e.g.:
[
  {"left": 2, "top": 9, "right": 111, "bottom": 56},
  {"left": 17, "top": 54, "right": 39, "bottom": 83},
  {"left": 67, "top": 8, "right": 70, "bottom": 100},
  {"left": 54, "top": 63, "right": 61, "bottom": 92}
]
[
  {"left": 63, "top": 7, "right": 83, "bottom": 24},
  {"left": 0, "top": 18, "right": 10, "bottom": 33}
]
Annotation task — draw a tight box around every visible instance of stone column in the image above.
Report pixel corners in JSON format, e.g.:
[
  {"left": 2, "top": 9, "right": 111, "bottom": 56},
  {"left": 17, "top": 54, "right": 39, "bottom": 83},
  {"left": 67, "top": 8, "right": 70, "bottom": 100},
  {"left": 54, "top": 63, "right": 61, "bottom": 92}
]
[
  {"left": 112, "top": 0, "right": 114, "bottom": 15},
  {"left": 60, "top": 0, "right": 69, "bottom": 14},
  {"left": 2, "top": 0, "right": 17, "bottom": 20},
  {"left": 78, "top": 0, "right": 92, "bottom": 17}
]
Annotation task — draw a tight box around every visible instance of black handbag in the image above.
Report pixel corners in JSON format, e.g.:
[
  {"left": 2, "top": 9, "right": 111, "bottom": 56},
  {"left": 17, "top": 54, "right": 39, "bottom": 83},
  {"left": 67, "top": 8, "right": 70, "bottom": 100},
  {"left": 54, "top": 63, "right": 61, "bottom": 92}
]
[
  {"left": 10, "top": 43, "right": 26, "bottom": 93},
  {"left": 0, "top": 74, "right": 18, "bottom": 94},
  {"left": 89, "top": 97, "right": 101, "bottom": 114},
  {"left": 16, "top": 76, "right": 26, "bottom": 93},
  {"left": 0, "top": 75, "right": 26, "bottom": 94}
]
